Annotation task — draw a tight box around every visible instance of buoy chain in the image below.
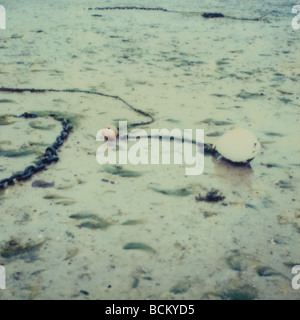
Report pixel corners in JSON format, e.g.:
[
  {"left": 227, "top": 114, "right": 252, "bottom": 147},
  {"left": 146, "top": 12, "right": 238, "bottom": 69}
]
[
  {"left": 89, "top": 6, "right": 169, "bottom": 12},
  {"left": 0, "top": 112, "right": 73, "bottom": 190},
  {"left": 0, "top": 87, "right": 155, "bottom": 128},
  {"left": 0, "top": 86, "right": 155, "bottom": 190},
  {"left": 88, "top": 7, "right": 269, "bottom": 22}
]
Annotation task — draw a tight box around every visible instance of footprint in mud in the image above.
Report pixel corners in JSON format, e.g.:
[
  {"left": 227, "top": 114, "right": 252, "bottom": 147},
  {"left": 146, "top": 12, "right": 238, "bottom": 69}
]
[
  {"left": 202, "top": 280, "right": 258, "bottom": 300},
  {"left": 102, "top": 165, "right": 143, "bottom": 178},
  {"left": 169, "top": 278, "right": 192, "bottom": 295},
  {"left": 130, "top": 267, "right": 153, "bottom": 289},
  {"left": 32, "top": 180, "right": 55, "bottom": 188},
  {"left": 123, "top": 242, "right": 156, "bottom": 254},
  {"left": 69, "top": 212, "right": 113, "bottom": 230}
]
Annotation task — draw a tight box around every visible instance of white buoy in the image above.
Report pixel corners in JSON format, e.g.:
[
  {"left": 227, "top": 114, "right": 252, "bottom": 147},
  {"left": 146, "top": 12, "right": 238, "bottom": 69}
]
[{"left": 213, "top": 128, "right": 261, "bottom": 164}]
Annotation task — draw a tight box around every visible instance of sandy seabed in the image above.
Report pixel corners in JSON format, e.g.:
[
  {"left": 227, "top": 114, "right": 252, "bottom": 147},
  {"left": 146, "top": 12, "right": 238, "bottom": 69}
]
[{"left": 0, "top": 0, "right": 300, "bottom": 300}]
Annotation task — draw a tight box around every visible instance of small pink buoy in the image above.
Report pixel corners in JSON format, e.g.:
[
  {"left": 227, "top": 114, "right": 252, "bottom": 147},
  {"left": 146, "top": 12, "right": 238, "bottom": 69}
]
[{"left": 102, "top": 125, "right": 118, "bottom": 140}]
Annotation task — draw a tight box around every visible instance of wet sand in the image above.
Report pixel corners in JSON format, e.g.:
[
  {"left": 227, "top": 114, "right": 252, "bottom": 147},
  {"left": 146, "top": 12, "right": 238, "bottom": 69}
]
[{"left": 0, "top": 0, "right": 300, "bottom": 299}]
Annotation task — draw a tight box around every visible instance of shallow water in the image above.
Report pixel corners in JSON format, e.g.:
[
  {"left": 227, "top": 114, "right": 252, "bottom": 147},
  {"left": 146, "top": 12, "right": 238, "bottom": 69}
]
[{"left": 0, "top": 0, "right": 300, "bottom": 300}]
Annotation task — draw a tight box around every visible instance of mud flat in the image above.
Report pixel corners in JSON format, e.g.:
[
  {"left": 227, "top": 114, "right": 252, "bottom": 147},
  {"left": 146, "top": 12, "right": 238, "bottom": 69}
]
[{"left": 0, "top": 0, "right": 299, "bottom": 300}]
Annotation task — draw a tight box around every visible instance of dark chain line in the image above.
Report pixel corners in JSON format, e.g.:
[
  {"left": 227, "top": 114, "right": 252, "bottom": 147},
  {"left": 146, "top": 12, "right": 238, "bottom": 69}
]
[
  {"left": 88, "top": 6, "right": 269, "bottom": 22},
  {"left": 0, "top": 87, "right": 217, "bottom": 191},
  {"left": 0, "top": 112, "right": 72, "bottom": 190},
  {"left": 0, "top": 87, "right": 154, "bottom": 190},
  {"left": 89, "top": 6, "right": 168, "bottom": 12},
  {"left": 0, "top": 87, "right": 155, "bottom": 127}
]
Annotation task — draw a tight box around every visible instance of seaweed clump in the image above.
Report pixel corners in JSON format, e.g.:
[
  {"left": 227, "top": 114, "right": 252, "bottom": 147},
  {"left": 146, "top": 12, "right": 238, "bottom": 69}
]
[
  {"left": 195, "top": 189, "right": 225, "bottom": 202},
  {"left": 202, "top": 12, "right": 225, "bottom": 19},
  {"left": 219, "top": 284, "right": 258, "bottom": 300},
  {"left": 0, "top": 238, "right": 46, "bottom": 262},
  {"left": 202, "top": 279, "right": 258, "bottom": 300}
]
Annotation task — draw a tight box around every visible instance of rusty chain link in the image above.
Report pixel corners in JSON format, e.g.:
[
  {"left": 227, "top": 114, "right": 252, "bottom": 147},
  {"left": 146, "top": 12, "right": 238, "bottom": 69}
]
[{"left": 0, "top": 112, "right": 73, "bottom": 190}]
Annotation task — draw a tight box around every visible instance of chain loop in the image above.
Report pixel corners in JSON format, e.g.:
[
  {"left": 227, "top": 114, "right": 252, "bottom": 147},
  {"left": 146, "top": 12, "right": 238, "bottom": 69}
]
[
  {"left": 0, "top": 113, "right": 73, "bottom": 190},
  {"left": 0, "top": 86, "right": 154, "bottom": 191}
]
